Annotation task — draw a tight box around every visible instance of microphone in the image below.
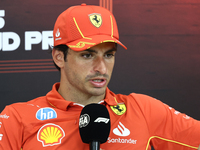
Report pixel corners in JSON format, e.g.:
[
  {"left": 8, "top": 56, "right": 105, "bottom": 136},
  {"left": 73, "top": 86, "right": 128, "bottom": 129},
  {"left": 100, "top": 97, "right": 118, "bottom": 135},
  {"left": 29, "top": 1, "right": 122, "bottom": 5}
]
[{"left": 79, "top": 103, "right": 111, "bottom": 150}]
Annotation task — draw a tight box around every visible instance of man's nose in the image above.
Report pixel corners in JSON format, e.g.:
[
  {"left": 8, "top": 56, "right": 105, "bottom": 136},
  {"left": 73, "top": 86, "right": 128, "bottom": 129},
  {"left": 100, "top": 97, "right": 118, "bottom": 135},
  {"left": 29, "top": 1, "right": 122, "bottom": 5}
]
[{"left": 93, "top": 57, "right": 107, "bottom": 75}]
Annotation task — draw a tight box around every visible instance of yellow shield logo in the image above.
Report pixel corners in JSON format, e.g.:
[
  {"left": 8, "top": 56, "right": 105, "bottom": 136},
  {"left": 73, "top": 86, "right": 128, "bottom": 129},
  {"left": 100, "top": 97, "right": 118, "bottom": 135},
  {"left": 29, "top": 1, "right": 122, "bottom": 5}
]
[
  {"left": 37, "top": 123, "right": 65, "bottom": 147},
  {"left": 89, "top": 13, "right": 102, "bottom": 28},
  {"left": 110, "top": 104, "right": 126, "bottom": 115}
]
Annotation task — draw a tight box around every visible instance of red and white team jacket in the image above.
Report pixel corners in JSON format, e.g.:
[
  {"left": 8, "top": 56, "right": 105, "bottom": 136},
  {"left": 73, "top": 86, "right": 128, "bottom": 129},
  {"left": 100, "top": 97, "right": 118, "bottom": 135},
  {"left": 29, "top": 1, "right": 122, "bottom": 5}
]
[{"left": 0, "top": 83, "right": 200, "bottom": 150}]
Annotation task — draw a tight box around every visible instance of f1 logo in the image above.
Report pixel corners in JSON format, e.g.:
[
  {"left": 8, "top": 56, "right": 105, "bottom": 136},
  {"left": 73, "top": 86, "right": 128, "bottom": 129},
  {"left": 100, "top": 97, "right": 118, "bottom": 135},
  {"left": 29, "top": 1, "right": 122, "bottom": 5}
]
[{"left": 94, "top": 117, "right": 110, "bottom": 123}]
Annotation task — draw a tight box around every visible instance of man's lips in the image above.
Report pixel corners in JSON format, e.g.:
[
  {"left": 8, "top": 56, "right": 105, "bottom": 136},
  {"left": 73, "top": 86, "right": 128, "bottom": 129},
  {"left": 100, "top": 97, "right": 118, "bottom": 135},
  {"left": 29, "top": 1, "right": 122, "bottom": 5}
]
[{"left": 89, "top": 78, "right": 107, "bottom": 88}]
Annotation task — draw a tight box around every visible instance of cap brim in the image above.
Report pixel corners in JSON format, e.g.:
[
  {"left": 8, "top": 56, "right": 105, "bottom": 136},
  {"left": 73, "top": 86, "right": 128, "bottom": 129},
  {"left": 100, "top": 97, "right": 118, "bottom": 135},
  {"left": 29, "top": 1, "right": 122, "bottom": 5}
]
[{"left": 66, "top": 34, "right": 127, "bottom": 51}]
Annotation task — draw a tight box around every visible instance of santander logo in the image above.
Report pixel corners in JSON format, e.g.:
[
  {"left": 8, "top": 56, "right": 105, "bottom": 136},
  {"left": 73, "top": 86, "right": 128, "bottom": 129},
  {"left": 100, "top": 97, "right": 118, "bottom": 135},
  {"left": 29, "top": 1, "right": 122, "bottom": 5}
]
[
  {"left": 55, "top": 28, "right": 61, "bottom": 41},
  {"left": 113, "top": 122, "right": 130, "bottom": 136},
  {"left": 55, "top": 29, "right": 60, "bottom": 37},
  {"left": 108, "top": 122, "right": 137, "bottom": 145}
]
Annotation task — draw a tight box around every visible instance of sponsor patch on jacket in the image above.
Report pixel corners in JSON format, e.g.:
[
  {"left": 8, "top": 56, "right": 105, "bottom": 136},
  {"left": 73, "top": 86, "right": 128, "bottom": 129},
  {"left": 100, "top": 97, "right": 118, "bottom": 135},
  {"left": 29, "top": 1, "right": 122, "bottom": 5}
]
[
  {"left": 110, "top": 104, "right": 126, "bottom": 115},
  {"left": 37, "top": 123, "right": 65, "bottom": 147},
  {"left": 0, "top": 114, "right": 9, "bottom": 119},
  {"left": 108, "top": 122, "right": 137, "bottom": 145},
  {"left": 36, "top": 108, "right": 57, "bottom": 120},
  {"left": 113, "top": 122, "right": 130, "bottom": 136}
]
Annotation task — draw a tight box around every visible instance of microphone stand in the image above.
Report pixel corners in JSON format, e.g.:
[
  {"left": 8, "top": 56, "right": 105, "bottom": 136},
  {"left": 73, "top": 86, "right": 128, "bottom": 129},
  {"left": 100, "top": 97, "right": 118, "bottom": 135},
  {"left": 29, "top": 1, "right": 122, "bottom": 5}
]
[{"left": 90, "top": 140, "right": 100, "bottom": 150}]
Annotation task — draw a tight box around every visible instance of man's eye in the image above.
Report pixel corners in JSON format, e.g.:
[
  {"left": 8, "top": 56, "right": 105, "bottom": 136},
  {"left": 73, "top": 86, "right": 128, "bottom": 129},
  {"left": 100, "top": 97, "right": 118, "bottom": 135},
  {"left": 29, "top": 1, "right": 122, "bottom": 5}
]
[
  {"left": 105, "top": 53, "right": 114, "bottom": 58},
  {"left": 82, "top": 53, "right": 92, "bottom": 58}
]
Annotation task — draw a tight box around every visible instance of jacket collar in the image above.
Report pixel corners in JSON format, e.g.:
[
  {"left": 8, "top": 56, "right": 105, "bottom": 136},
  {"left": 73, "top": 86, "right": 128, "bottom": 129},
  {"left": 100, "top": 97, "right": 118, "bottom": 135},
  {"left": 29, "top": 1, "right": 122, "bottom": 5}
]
[{"left": 46, "top": 83, "right": 118, "bottom": 111}]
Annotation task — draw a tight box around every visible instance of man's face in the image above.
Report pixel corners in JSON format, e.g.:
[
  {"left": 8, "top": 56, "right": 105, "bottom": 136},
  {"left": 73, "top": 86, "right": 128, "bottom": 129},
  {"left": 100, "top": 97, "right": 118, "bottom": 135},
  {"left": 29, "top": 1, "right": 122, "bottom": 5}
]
[{"left": 61, "top": 42, "right": 116, "bottom": 98}]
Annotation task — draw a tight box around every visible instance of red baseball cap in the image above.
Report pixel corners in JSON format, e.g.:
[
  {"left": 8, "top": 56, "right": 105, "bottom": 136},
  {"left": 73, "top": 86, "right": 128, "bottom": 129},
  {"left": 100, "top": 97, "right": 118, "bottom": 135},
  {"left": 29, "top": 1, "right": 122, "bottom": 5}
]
[{"left": 53, "top": 3, "right": 127, "bottom": 51}]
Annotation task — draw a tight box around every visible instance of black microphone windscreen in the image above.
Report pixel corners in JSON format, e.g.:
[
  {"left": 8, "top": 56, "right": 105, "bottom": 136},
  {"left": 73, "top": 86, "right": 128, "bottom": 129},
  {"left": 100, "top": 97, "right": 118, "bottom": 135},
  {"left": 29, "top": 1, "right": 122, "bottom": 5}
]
[{"left": 79, "top": 103, "right": 110, "bottom": 144}]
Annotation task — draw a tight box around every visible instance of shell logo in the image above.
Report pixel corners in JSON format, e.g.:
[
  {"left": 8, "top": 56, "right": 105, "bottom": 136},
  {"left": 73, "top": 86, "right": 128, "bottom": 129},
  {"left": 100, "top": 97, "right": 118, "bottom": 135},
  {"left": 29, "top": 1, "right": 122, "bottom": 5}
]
[{"left": 37, "top": 123, "right": 65, "bottom": 147}]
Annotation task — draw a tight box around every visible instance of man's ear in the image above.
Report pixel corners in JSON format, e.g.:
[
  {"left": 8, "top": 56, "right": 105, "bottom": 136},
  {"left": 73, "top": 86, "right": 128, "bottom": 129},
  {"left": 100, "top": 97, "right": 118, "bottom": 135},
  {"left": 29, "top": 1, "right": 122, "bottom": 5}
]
[{"left": 52, "top": 48, "right": 65, "bottom": 69}]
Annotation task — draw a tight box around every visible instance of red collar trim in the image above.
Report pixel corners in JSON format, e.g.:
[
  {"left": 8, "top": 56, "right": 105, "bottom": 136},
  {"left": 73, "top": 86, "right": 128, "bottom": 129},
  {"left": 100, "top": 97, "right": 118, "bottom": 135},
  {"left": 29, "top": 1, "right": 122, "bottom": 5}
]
[{"left": 46, "top": 83, "right": 118, "bottom": 110}]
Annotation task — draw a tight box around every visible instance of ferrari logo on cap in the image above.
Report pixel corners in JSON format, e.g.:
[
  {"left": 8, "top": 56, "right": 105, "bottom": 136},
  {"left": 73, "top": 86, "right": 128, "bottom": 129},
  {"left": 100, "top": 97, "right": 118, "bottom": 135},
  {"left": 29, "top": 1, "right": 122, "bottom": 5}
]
[
  {"left": 68, "top": 41, "right": 96, "bottom": 49},
  {"left": 89, "top": 13, "right": 102, "bottom": 28}
]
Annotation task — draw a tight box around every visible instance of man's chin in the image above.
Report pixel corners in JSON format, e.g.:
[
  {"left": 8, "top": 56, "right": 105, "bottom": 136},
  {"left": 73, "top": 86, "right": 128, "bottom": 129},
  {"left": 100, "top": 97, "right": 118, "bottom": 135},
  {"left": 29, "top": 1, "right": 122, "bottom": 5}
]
[{"left": 89, "top": 87, "right": 107, "bottom": 96}]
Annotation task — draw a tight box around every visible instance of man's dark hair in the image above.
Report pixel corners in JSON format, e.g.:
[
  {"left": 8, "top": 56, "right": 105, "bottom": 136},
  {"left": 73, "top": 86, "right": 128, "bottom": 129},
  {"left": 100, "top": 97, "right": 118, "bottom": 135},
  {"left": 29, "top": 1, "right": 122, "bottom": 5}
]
[{"left": 53, "top": 44, "right": 69, "bottom": 71}]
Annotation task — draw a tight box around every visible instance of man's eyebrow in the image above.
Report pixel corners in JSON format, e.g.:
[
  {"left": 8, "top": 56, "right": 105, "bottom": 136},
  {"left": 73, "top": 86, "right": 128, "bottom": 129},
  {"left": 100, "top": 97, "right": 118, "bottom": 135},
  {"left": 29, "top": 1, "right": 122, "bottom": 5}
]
[
  {"left": 105, "top": 48, "right": 117, "bottom": 53},
  {"left": 84, "top": 49, "right": 97, "bottom": 53},
  {"left": 85, "top": 47, "right": 117, "bottom": 53}
]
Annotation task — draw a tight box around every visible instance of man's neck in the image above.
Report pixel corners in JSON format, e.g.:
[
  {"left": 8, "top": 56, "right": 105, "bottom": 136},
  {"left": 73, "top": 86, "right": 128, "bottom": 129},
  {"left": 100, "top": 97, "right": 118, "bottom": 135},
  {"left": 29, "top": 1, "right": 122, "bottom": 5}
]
[{"left": 58, "top": 83, "right": 106, "bottom": 106}]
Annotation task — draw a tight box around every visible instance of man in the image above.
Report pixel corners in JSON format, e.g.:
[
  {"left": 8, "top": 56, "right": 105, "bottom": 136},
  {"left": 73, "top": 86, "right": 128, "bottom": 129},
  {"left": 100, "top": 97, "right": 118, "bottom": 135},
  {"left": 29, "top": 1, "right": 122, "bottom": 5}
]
[{"left": 0, "top": 3, "right": 200, "bottom": 150}]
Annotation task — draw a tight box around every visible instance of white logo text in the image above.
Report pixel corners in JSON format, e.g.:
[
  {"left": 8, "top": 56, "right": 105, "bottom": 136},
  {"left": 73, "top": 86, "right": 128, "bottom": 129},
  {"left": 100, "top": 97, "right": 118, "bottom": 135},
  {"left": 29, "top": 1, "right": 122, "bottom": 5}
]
[
  {"left": 0, "top": 114, "right": 9, "bottom": 119},
  {"left": 108, "top": 137, "right": 137, "bottom": 144},
  {"left": 94, "top": 117, "right": 109, "bottom": 123}
]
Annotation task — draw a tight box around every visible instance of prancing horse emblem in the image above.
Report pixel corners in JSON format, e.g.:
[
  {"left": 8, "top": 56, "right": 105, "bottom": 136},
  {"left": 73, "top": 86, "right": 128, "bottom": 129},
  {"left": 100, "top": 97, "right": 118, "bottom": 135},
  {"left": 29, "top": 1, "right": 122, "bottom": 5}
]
[
  {"left": 110, "top": 104, "right": 126, "bottom": 115},
  {"left": 89, "top": 13, "right": 102, "bottom": 28}
]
